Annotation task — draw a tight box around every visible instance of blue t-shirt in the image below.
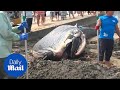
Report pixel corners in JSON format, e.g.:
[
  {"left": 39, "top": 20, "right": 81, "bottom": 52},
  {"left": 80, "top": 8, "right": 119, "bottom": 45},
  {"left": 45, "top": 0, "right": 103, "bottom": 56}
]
[{"left": 99, "top": 15, "right": 118, "bottom": 39}]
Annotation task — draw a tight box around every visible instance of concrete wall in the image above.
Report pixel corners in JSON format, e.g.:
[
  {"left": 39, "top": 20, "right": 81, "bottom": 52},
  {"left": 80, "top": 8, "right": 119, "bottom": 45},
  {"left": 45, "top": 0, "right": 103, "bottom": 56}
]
[{"left": 29, "top": 16, "right": 97, "bottom": 41}]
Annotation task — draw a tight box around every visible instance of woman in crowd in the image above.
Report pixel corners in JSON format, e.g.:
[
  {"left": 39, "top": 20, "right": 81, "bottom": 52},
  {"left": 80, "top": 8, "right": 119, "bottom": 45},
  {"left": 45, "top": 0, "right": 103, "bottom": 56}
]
[{"left": 36, "top": 11, "right": 45, "bottom": 26}]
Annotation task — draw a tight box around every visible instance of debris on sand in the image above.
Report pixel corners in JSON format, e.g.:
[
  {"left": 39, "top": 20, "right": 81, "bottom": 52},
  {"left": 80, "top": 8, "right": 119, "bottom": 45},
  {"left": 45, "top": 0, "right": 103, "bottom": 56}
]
[{"left": 19, "top": 59, "right": 120, "bottom": 79}]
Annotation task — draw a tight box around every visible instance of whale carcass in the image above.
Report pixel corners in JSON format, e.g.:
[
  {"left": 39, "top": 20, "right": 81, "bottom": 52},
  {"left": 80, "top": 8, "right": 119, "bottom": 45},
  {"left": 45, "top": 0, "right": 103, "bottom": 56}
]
[{"left": 32, "top": 25, "right": 87, "bottom": 60}]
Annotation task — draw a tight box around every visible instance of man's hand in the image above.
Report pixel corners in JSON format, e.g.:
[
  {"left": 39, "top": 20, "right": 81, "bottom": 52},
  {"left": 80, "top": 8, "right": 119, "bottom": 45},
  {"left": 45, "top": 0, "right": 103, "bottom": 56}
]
[
  {"left": 95, "top": 19, "right": 101, "bottom": 30},
  {"left": 95, "top": 26, "right": 100, "bottom": 30},
  {"left": 18, "top": 21, "right": 28, "bottom": 31}
]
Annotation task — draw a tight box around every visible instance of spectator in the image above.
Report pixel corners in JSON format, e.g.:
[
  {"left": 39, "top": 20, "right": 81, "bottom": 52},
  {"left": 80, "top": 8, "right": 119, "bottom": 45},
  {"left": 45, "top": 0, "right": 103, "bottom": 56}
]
[
  {"left": 77, "top": 11, "right": 83, "bottom": 17},
  {"left": 44, "top": 11, "right": 46, "bottom": 17},
  {"left": 55, "top": 11, "right": 60, "bottom": 20},
  {"left": 81, "top": 11, "right": 84, "bottom": 17},
  {"left": 33, "top": 11, "right": 36, "bottom": 23},
  {"left": 68, "top": 11, "right": 75, "bottom": 18},
  {"left": 77, "top": 11, "right": 81, "bottom": 16},
  {"left": 25, "top": 11, "right": 33, "bottom": 32},
  {"left": 36, "top": 11, "right": 45, "bottom": 26},
  {"left": 50, "top": 11, "right": 55, "bottom": 21},
  {"left": 88, "top": 11, "right": 91, "bottom": 15},
  {"left": 60, "top": 11, "right": 67, "bottom": 20}
]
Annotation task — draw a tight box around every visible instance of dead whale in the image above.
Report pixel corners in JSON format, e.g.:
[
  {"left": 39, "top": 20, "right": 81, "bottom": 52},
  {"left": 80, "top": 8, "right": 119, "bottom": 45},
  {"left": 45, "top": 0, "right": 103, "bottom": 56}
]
[{"left": 32, "top": 25, "right": 87, "bottom": 60}]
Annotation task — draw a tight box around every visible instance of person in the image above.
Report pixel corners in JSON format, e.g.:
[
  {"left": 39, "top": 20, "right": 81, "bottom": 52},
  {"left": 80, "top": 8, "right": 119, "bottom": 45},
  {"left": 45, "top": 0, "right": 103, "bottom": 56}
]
[
  {"left": 44, "top": 11, "right": 46, "bottom": 17},
  {"left": 55, "top": 11, "right": 60, "bottom": 20},
  {"left": 93, "top": 11, "right": 96, "bottom": 16},
  {"left": 0, "top": 11, "right": 28, "bottom": 79},
  {"left": 36, "top": 11, "right": 45, "bottom": 26},
  {"left": 80, "top": 11, "right": 84, "bottom": 17},
  {"left": 50, "top": 11, "right": 55, "bottom": 21},
  {"left": 88, "top": 11, "right": 91, "bottom": 15},
  {"left": 76, "top": 11, "right": 80, "bottom": 16},
  {"left": 77, "top": 11, "right": 83, "bottom": 17},
  {"left": 60, "top": 11, "right": 67, "bottom": 20},
  {"left": 95, "top": 11, "right": 120, "bottom": 67},
  {"left": 68, "top": 11, "right": 74, "bottom": 18},
  {"left": 33, "top": 11, "right": 36, "bottom": 23},
  {"left": 25, "top": 11, "right": 33, "bottom": 32}
]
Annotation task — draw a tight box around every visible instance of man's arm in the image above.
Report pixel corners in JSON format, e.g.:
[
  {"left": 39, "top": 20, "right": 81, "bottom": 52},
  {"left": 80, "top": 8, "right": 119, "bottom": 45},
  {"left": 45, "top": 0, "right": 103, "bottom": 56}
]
[
  {"left": 12, "top": 26, "right": 21, "bottom": 33},
  {"left": 115, "top": 24, "right": 120, "bottom": 38},
  {"left": 4, "top": 11, "right": 21, "bottom": 33},
  {"left": 95, "top": 19, "right": 101, "bottom": 30}
]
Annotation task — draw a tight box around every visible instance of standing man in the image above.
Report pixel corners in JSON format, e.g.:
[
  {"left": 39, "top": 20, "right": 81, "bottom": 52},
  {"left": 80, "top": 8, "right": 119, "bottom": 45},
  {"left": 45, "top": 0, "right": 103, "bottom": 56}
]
[
  {"left": 95, "top": 11, "right": 120, "bottom": 67},
  {"left": 36, "top": 11, "right": 45, "bottom": 26},
  {"left": 68, "top": 11, "right": 75, "bottom": 19},
  {"left": 50, "top": 11, "right": 55, "bottom": 21},
  {"left": 60, "top": 11, "right": 67, "bottom": 20},
  {"left": 0, "top": 11, "right": 28, "bottom": 79},
  {"left": 25, "top": 11, "right": 33, "bottom": 32},
  {"left": 55, "top": 11, "right": 60, "bottom": 21},
  {"left": 88, "top": 11, "right": 91, "bottom": 15}
]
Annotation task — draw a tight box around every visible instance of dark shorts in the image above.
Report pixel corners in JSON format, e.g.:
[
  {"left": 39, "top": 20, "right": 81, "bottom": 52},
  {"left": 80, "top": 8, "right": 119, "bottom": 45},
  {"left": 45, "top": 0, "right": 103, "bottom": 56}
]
[
  {"left": 50, "top": 12, "right": 55, "bottom": 17},
  {"left": 88, "top": 11, "right": 90, "bottom": 13},
  {"left": 69, "top": 11, "right": 74, "bottom": 14},
  {"left": 99, "top": 38, "right": 114, "bottom": 61},
  {"left": 26, "top": 18, "right": 33, "bottom": 32},
  {"left": 55, "top": 12, "right": 60, "bottom": 16}
]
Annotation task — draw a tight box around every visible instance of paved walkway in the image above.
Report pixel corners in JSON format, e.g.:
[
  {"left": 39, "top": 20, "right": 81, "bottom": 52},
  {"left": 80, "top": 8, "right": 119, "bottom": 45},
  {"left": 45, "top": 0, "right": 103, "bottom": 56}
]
[{"left": 31, "top": 13, "right": 93, "bottom": 32}]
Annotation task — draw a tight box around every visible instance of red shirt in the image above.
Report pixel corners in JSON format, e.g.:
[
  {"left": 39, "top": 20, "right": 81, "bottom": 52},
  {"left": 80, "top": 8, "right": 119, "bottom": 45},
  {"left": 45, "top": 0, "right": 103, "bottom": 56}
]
[{"left": 36, "top": 11, "right": 45, "bottom": 15}]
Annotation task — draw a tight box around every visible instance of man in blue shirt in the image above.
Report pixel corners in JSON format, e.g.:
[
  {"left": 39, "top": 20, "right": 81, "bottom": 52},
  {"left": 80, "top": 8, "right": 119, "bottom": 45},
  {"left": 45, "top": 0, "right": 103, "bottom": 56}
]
[{"left": 95, "top": 11, "right": 120, "bottom": 67}]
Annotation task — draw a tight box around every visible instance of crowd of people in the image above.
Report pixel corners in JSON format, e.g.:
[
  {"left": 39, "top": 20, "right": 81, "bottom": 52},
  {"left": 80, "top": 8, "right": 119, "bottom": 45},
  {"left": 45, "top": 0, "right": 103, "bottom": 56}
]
[
  {"left": 33, "top": 11, "right": 97, "bottom": 24},
  {"left": 24, "top": 11, "right": 97, "bottom": 32}
]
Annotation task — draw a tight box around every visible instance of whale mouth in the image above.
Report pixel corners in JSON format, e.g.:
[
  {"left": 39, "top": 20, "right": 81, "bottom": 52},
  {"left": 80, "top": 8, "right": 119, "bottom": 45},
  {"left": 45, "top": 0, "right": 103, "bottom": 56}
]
[{"left": 63, "top": 36, "right": 82, "bottom": 59}]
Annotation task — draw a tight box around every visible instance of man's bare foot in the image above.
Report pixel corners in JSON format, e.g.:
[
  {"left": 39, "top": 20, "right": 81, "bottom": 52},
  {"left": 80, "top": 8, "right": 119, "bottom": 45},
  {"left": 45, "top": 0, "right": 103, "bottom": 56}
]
[{"left": 104, "top": 61, "right": 114, "bottom": 67}]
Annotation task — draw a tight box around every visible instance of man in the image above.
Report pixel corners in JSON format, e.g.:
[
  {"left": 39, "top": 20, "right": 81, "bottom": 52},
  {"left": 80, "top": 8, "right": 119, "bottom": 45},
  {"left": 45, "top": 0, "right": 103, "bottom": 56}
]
[
  {"left": 50, "top": 11, "right": 55, "bottom": 21},
  {"left": 77, "top": 11, "right": 83, "bottom": 17},
  {"left": 60, "top": 11, "right": 67, "bottom": 20},
  {"left": 55, "top": 11, "right": 60, "bottom": 20},
  {"left": 36, "top": 11, "right": 45, "bottom": 26},
  {"left": 88, "top": 11, "right": 91, "bottom": 15},
  {"left": 68, "top": 11, "right": 75, "bottom": 18},
  {"left": 25, "top": 11, "right": 33, "bottom": 32},
  {"left": 95, "top": 11, "right": 120, "bottom": 67},
  {"left": 0, "top": 11, "right": 28, "bottom": 79}
]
